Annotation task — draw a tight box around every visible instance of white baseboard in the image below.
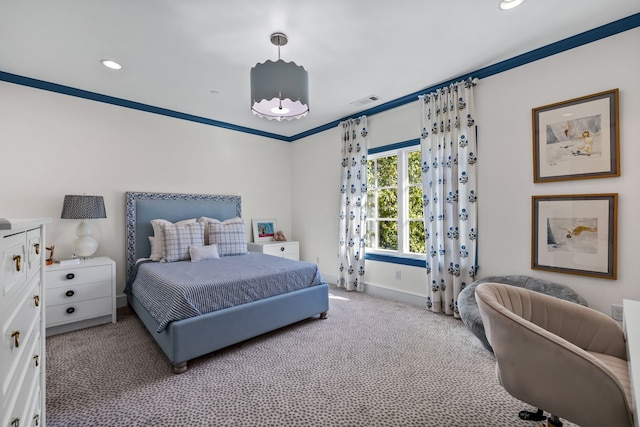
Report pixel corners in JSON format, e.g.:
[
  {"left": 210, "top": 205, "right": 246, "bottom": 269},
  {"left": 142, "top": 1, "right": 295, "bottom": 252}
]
[{"left": 323, "top": 274, "right": 425, "bottom": 307}]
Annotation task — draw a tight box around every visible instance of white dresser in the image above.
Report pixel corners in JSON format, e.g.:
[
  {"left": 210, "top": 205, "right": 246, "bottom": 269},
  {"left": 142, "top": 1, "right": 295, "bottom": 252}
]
[
  {"left": 247, "top": 241, "right": 299, "bottom": 260},
  {"left": 45, "top": 256, "right": 116, "bottom": 336},
  {"left": 1, "top": 218, "right": 49, "bottom": 427}
]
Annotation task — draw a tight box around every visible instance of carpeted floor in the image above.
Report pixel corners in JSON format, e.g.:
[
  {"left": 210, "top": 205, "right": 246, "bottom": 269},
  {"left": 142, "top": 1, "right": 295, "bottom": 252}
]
[{"left": 45, "top": 285, "right": 576, "bottom": 426}]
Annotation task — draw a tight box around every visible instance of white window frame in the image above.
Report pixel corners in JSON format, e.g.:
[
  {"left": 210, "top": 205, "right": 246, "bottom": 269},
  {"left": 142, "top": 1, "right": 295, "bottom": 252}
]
[{"left": 366, "top": 143, "right": 424, "bottom": 259}]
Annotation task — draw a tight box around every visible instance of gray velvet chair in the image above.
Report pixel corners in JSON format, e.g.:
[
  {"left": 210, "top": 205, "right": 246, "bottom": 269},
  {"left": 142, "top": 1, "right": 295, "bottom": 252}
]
[
  {"left": 457, "top": 275, "right": 587, "bottom": 351},
  {"left": 475, "top": 282, "right": 633, "bottom": 427}
]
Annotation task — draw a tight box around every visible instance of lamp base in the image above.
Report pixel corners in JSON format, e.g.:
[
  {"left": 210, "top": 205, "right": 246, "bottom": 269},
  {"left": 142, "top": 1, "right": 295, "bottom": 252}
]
[{"left": 72, "top": 220, "right": 99, "bottom": 258}]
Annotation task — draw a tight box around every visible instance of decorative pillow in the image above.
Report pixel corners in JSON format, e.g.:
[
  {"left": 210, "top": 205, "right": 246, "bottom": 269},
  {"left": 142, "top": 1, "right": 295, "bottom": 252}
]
[
  {"left": 204, "top": 217, "right": 248, "bottom": 256},
  {"left": 160, "top": 221, "right": 205, "bottom": 262},
  {"left": 189, "top": 244, "right": 220, "bottom": 262},
  {"left": 150, "top": 218, "right": 196, "bottom": 261},
  {"left": 197, "top": 217, "right": 215, "bottom": 245}
]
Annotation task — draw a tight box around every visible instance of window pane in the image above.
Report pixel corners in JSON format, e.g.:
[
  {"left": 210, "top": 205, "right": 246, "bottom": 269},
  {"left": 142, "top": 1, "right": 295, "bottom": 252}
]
[
  {"left": 366, "top": 190, "right": 376, "bottom": 218},
  {"left": 367, "top": 160, "right": 375, "bottom": 187},
  {"left": 409, "top": 220, "right": 425, "bottom": 254},
  {"left": 365, "top": 220, "right": 376, "bottom": 248},
  {"left": 408, "top": 186, "right": 423, "bottom": 219},
  {"left": 378, "top": 189, "right": 398, "bottom": 218},
  {"left": 379, "top": 221, "right": 398, "bottom": 250},
  {"left": 377, "top": 155, "right": 397, "bottom": 187},
  {"left": 408, "top": 151, "right": 422, "bottom": 185}
]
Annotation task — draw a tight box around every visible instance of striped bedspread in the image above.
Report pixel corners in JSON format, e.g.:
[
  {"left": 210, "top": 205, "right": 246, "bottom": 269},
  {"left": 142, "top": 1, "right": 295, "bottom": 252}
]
[{"left": 128, "top": 252, "right": 326, "bottom": 332}]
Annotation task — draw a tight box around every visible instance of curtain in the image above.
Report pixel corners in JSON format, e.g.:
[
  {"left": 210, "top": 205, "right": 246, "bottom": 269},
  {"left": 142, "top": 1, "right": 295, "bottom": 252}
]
[
  {"left": 337, "top": 116, "right": 368, "bottom": 291},
  {"left": 419, "top": 79, "right": 478, "bottom": 316}
]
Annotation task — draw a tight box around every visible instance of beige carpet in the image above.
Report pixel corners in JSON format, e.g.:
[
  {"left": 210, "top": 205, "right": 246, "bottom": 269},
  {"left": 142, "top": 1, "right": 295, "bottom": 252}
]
[{"left": 45, "top": 285, "right": 576, "bottom": 426}]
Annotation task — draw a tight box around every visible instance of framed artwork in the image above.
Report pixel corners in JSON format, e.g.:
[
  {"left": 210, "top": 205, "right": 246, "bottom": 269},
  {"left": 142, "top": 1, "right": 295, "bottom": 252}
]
[
  {"left": 531, "top": 194, "right": 617, "bottom": 279},
  {"left": 532, "top": 89, "right": 619, "bottom": 183},
  {"left": 252, "top": 218, "right": 277, "bottom": 242}
]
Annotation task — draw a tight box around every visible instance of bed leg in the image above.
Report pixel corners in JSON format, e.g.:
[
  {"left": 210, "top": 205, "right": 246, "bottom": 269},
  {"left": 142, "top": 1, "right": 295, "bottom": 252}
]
[
  {"left": 319, "top": 311, "right": 328, "bottom": 319},
  {"left": 172, "top": 361, "right": 188, "bottom": 374}
]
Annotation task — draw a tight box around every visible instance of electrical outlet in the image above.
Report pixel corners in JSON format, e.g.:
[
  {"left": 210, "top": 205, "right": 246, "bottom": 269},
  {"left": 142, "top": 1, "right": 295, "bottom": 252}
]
[
  {"left": 395, "top": 270, "right": 401, "bottom": 280},
  {"left": 611, "top": 304, "right": 624, "bottom": 321},
  {"left": 316, "top": 257, "right": 320, "bottom": 265}
]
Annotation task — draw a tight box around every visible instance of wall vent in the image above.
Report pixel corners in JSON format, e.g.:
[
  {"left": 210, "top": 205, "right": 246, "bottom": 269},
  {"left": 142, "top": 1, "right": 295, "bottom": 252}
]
[{"left": 350, "top": 94, "right": 380, "bottom": 107}]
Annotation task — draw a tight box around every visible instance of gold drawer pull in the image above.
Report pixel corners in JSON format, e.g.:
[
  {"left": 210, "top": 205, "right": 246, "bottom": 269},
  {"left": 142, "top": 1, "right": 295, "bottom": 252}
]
[
  {"left": 33, "top": 354, "right": 39, "bottom": 367},
  {"left": 33, "top": 295, "right": 40, "bottom": 307},
  {"left": 34, "top": 414, "right": 40, "bottom": 426},
  {"left": 13, "top": 255, "right": 21, "bottom": 272},
  {"left": 34, "top": 243, "right": 40, "bottom": 255},
  {"left": 10, "top": 418, "right": 19, "bottom": 427},
  {"left": 11, "top": 331, "right": 20, "bottom": 348}
]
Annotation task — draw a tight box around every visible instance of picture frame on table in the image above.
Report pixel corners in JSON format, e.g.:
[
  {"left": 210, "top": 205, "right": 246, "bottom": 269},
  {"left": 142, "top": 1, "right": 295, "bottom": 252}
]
[
  {"left": 252, "top": 218, "right": 277, "bottom": 243},
  {"left": 532, "top": 89, "right": 619, "bottom": 183},
  {"left": 531, "top": 194, "right": 617, "bottom": 280}
]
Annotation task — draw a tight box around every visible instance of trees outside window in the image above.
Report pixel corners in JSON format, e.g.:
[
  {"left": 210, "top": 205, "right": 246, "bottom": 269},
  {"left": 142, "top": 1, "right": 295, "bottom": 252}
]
[{"left": 366, "top": 146, "right": 424, "bottom": 256}]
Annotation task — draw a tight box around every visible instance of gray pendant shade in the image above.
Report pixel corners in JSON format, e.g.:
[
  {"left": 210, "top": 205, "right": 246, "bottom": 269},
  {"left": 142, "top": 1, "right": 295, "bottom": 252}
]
[
  {"left": 61, "top": 195, "right": 107, "bottom": 219},
  {"left": 250, "top": 33, "right": 309, "bottom": 121}
]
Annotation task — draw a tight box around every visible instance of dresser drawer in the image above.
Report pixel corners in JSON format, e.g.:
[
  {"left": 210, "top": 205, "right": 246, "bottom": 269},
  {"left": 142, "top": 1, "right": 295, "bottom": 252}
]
[
  {"left": 1, "top": 277, "right": 40, "bottom": 398},
  {"left": 47, "top": 264, "right": 112, "bottom": 288},
  {"left": 1, "top": 232, "right": 27, "bottom": 301},
  {"left": 2, "top": 332, "right": 41, "bottom": 427},
  {"left": 47, "top": 296, "right": 112, "bottom": 327},
  {"left": 46, "top": 280, "right": 112, "bottom": 307}
]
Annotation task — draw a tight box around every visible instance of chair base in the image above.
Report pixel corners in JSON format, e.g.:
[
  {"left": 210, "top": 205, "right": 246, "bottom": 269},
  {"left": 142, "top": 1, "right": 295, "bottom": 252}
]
[{"left": 519, "top": 409, "right": 546, "bottom": 422}]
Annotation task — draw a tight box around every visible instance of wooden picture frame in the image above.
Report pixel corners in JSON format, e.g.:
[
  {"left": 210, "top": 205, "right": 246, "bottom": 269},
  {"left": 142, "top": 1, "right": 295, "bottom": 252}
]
[
  {"left": 531, "top": 194, "right": 617, "bottom": 279},
  {"left": 532, "top": 89, "right": 619, "bottom": 183},
  {"left": 252, "top": 218, "right": 277, "bottom": 243}
]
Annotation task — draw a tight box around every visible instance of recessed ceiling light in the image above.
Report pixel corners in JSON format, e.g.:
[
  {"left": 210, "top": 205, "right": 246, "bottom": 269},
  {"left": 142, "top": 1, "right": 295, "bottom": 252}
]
[
  {"left": 499, "top": 0, "right": 524, "bottom": 10},
  {"left": 101, "top": 59, "right": 122, "bottom": 70}
]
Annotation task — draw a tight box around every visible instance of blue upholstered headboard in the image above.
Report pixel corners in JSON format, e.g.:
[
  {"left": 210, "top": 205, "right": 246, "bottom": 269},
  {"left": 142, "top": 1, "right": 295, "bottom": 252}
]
[{"left": 125, "top": 192, "right": 241, "bottom": 280}]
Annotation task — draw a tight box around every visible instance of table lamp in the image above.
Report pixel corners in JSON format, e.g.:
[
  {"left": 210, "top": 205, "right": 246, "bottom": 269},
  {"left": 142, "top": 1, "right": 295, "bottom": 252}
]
[{"left": 61, "top": 195, "right": 106, "bottom": 258}]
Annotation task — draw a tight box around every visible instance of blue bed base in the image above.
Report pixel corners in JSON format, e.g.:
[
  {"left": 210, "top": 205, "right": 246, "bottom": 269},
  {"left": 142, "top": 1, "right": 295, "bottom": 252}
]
[{"left": 125, "top": 192, "right": 329, "bottom": 373}]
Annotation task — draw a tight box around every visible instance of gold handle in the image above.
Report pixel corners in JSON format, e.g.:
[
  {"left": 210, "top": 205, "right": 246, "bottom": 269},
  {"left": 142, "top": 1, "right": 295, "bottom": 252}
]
[
  {"left": 13, "top": 255, "right": 21, "bottom": 272},
  {"left": 34, "top": 414, "right": 40, "bottom": 426},
  {"left": 11, "top": 331, "right": 20, "bottom": 348},
  {"left": 33, "top": 295, "right": 40, "bottom": 307},
  {"left": 33, "top": 354, "right": 39, "bottom": 367},
  {"left": 34, "top": 243, "right": 40, "bottom": 255},
  {"left": 10, "top": 418, "right": 19, "bottom": 427}
]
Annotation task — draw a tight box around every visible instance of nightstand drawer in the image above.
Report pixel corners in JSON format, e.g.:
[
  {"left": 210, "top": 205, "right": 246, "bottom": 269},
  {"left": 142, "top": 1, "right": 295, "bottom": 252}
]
[
  {"left": 46, "top": 297, "right": 112, "bottom": 327},
  {"left": 47, "top": 264, "right": 111, "bottom": 288},
  {"left": 247, "top": 241, "right": 300, "bottom": 261},
  {"left": 263, "top": 244, "right": 298, "bottom": 258},
  {"left": 46, "top": 280, "right": 111, "bottom": 306}
]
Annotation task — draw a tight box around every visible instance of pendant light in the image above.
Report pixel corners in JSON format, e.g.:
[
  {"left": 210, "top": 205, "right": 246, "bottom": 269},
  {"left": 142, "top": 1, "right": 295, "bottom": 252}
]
[{"left": 250, "top": 32, "right": 309, "bottom": 121}]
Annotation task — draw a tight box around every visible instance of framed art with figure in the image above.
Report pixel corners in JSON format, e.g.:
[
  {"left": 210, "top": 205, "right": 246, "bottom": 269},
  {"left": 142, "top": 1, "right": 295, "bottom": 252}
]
[
  {"left": 252, "top": 218, "right": 277, "bottom": 242},
  {"left": 531, "top": 194, "right": 617, "bottom": 280},
  {"left": 532, "top": 89, "right": 619, "bottom": 183}
]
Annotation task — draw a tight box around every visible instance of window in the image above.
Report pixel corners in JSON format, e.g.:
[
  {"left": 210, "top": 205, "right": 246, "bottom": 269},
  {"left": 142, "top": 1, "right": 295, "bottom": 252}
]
[{"left": 366, "top": 143, "right": 424, "bottom": 257}]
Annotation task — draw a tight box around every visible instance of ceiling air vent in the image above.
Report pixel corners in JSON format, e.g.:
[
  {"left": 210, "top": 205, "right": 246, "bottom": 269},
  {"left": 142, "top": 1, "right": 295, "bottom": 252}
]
[{"left": 350, "top": 95, "right": 381, "bottom": 107}]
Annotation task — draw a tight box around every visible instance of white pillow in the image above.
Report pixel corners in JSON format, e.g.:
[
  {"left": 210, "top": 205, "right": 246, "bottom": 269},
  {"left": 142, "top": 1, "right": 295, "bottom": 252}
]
[
  {"left": 160, "top": 221, "right": 205, "bottom": 262},
  {"left": 150, "top": 218, "right": 196, "bottom": 261},
  {"left": 189, "top": 244, "right": 220, "bottom": 262}
]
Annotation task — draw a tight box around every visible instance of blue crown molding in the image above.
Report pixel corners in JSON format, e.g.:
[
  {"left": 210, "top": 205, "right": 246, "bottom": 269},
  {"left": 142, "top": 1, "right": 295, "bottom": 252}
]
[
  {"left": 0, "top": 71, "right": 293, "bottom": 142},
  {"left": 1, "top": 13, "right": 638, "bottom": 143}
]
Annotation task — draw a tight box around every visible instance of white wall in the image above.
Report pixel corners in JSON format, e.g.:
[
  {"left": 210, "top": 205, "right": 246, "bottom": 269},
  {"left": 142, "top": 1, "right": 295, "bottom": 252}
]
[
  {"left": 292, "top": 27, "right": 640, "bottom": 314},
  {"left": 0, "top": 82, "right": 294, "bottom": 300}
]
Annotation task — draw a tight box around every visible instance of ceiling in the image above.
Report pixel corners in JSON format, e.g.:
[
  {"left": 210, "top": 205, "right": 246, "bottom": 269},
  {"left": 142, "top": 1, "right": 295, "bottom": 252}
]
[{"left": 1, "top": 1, "right": 638, "bottom": 140}]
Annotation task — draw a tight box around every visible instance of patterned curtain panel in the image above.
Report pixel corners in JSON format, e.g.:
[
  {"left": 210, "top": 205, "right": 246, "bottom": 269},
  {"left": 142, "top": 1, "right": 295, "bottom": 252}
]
[
  {"left": 337, "top": 116, "right": 368, "bottom": 291},
  {"left": 419, "top": 79, "right": 478, "bottom": 316}
]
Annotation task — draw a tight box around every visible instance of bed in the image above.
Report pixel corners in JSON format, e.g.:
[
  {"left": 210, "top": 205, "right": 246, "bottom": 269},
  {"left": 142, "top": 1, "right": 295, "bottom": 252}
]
[{"left": 125, "top": 191, "right": 329, "bottom": 373}]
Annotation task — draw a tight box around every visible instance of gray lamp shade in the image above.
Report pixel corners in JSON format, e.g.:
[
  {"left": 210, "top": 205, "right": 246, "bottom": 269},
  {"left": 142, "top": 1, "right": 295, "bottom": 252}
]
[
  {"left": 61, "top": 195, "right": 107, "bottom": 219},
  {"left": 250, "top": 59, "right": 309, "bottom": 121}
]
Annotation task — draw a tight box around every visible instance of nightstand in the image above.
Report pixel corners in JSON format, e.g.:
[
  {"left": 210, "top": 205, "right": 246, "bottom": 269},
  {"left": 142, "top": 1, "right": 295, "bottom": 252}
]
[
  {"left": 45, "top": 256, "right": 116, "bottom": 336},
  {"left": 247, "top": 241, "right": 299, "bottom": 260}
]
